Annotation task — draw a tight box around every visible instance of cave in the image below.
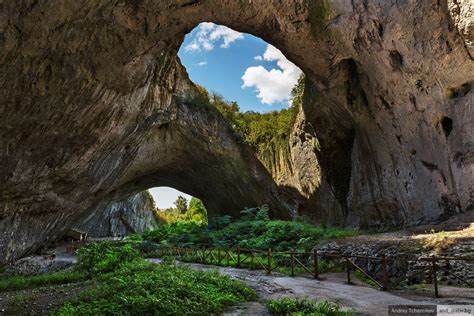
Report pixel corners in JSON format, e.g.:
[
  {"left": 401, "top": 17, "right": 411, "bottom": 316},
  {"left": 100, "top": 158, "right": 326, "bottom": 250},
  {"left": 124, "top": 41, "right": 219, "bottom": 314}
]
[{"left": 0, "top": 1, "right": 473, "bottom": 264}]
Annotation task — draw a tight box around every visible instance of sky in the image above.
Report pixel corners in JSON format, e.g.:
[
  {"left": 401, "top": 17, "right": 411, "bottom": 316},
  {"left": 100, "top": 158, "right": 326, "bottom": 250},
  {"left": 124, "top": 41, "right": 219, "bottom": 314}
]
[
  {"left": 149, "top": 187, "right": 193, "bottom": 209},
  {"left": 150, "top": 22, "right": 302, "bottom": 208}
]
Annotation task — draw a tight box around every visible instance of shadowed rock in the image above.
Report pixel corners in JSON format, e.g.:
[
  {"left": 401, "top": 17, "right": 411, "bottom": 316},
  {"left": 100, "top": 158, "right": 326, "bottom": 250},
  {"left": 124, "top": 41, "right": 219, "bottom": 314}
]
[{"left": 0, "top": 0, "right": 473, "bottom": 263}]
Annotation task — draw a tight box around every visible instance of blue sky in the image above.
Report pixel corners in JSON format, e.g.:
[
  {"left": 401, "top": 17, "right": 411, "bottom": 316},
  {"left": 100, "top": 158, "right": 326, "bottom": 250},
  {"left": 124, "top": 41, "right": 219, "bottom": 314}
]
[
  {"left": 177, "top": 22, "right": 302, "bottom": 113},
  {"left": 151, "top": 23, "right": 302, "bottom": 208}
]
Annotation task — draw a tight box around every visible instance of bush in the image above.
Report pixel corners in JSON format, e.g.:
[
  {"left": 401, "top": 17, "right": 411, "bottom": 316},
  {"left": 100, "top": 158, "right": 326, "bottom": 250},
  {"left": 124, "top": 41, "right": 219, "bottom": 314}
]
[
  {"left": 0, "top": 271, "right": 87, "bottom": 292},
  {"left": 76, "top": 242, "right": 140, "bottom": 274},
  {"left": 58, "top": 261, "right": 256, "bottom": 315},
  {"left": 266, "top": 297, "right": 353, "bottom": 315},
  {"left": 142, "top": 206, "right": 360, "bottom": 252}
]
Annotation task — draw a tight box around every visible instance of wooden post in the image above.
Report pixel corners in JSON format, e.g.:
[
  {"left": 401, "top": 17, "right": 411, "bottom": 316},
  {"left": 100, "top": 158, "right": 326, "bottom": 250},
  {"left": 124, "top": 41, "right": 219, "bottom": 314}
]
[
  {"left": 313, "top": 249, "right": 319, "bottom": 279},
  {"left": 267, "top": 248, "right": 272, "bottom": 275},
  {"left": 432, "top": 256, "right": 439, "bottom": 298},
  {"left": 237, "top": 247, "right": 241, "bottom": 268},
  {"left": 250, "top": 251, "right": 254, "bottom": 270},
  {"left": 290, "top": 249, "right": 295, "bottom": 277},
  {"left": 345, "top": 256, "right": 351, "bottom": 284},
  {"left": 381, "top": 254, "right": 388, "bottom": 290}
]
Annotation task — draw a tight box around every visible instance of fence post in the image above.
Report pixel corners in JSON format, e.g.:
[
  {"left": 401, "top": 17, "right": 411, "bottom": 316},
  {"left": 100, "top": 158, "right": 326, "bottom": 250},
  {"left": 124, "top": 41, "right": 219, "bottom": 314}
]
[
  {"left": 267, "top": 248, "right": 272, "bottom": 275},
  {"left": 237, "top": 247, "right": 241, "bottom": 268},
  {"left": 381, "top": 254, "right": 388, "bottom": 290},
  {"left": 290, "top": 249, "right": 295, "bottom": 277},
  {"left": 345, "top": 256, "right": 351, "bottom": 284},
  {"left": 251, "top": 251, "right": 254, "bottom": 270},
  {"left": 313, "top": 249, "right": 319, "bottom": 279},
  {"left": 432, "top": 256, "right": 439, "bottom": 298}
]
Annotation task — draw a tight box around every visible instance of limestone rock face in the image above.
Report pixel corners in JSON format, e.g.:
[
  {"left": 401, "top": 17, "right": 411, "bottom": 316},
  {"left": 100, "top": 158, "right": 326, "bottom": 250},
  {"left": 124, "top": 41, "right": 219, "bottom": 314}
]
[
  {"left": 76, "top": 191, "right": 159, "bottom": 237},
  {"left": 448, "top": 0, "right": 474, "bottom": 57},
  {"left": 0, "top": 0, "right": 473, "bottom": 263}
]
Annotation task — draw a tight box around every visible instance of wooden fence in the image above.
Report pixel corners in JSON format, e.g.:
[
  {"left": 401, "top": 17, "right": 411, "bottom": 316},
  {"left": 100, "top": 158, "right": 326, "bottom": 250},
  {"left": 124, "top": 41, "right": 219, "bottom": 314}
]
[{"left": 145, "top": 247, "right": 474, "bottom": 298}]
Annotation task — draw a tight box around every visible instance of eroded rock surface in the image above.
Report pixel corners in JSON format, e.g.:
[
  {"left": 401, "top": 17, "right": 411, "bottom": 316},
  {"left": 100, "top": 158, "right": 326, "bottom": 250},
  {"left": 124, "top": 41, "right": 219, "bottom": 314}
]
[
  {"left": 0, "top": 0, "right": 473, "bottom": 263},
  {"left": 76, "top": 191, "right": 159, "bottom": 237}
]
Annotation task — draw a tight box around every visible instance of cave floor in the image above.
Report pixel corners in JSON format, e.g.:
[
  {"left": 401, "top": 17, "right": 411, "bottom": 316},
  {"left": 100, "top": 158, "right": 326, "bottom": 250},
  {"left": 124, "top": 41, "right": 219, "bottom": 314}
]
[
  {"left": 146, "top": 259, "right": 474, "bottom": 316},
  {"left": 0, "top": 281, "right": 96, "bottom": 315}
]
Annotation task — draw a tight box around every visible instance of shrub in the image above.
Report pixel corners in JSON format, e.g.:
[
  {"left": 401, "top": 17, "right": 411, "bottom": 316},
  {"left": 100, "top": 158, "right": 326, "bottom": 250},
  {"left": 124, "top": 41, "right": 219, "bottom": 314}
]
[
  {"left": 76, "top": 242, "right": 140, "bottom": 274},
  {"left": 58, "top": 262, "right": 256, "bottom": 315},
  {"left": 0, "top": 271, "right": 87, "bottom": 292}
]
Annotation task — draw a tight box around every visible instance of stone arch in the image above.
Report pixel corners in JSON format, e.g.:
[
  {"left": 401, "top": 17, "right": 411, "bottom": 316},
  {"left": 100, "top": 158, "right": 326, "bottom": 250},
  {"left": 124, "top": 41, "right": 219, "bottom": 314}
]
[{"left": 0, "top": 0, "right": 473, "bottom": 263}]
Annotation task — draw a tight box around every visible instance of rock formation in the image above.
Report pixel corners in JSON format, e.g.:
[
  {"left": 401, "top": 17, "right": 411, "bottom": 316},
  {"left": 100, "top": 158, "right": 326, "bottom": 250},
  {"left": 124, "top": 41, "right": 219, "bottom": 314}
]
[
  {"left": 76, "top": 191, "right": 159, "bottom": 237},
  {"left": 0, "top": 0, "right": 472, "bottom": 263}
]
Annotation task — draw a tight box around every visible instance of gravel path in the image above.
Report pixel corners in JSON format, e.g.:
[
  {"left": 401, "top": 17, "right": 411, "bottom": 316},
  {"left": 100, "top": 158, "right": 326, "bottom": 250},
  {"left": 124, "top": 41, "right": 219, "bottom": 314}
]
[{"left": 147, "top": 260, "right": 474, "bottom": 316}]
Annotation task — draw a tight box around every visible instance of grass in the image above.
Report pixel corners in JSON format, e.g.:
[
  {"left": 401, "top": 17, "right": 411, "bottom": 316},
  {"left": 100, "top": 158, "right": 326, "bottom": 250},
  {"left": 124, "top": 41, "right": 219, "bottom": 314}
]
[
  {"left": 0, "top": 270, "right": 88, "bottom": 292},
  {"left": 1, "top": 241, "right": 257, "bottom": 315},
  {"left": 58, "top": 260, "right": 256, "bottom": 315},
  {"left": 55, "top": 242, "right": 256, "bottom": 315},
  {"left": 412, "top": 224, "right": 474, "bottom": 253},
  {"left": 266, "top": 297, "right": 354, "bottom": 315}
]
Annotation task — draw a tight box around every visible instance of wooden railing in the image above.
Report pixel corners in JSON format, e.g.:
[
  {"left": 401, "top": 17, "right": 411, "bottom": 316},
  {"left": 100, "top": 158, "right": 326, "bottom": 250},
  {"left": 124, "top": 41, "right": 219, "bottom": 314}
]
[{"left": 143, "top": 247, "right": 474, "bottom": 298}]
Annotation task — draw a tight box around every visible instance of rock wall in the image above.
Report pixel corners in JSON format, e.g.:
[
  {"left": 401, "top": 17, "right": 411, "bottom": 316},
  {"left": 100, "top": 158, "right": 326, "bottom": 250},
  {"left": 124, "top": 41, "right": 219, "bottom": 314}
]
[
  {"left": 76, "top": 191, "right": 159, "bottom": 237},
  {"left": 0, "top": 0, "right": 473, "bottom": 263}
]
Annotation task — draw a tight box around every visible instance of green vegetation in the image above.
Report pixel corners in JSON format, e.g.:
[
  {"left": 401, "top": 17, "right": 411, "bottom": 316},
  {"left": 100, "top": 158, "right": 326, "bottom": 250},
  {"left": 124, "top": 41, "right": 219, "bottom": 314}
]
[
  {"left": 59, "top": 260, "right": 255, "bottom": 315},
  {"left": 188, "top": 74, "right": 305, "bottom": 172},
  {"left": 0, "top": 270, "right": 87, "bottom": 292},
  {"left": 58, "top": 242, "right": 256, "bottom": 315},
  {"left": 144, "top": 205, "right": 359, "bottom": 253},
  {"left": 154, "top": 196, "right": 208, "bottom": 225},
  {"left": 266, "top": 297, "right": 354, "bottom": 316}
]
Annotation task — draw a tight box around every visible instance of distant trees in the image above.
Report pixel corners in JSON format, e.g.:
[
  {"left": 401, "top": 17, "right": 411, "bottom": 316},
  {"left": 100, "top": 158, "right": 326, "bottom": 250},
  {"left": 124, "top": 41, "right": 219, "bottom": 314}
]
[
  {"left": 174, "top": 196, "right": 188, "bottom": 214},
  {"left": 154, "top": 196, "right": 208, "bottom": 225}
]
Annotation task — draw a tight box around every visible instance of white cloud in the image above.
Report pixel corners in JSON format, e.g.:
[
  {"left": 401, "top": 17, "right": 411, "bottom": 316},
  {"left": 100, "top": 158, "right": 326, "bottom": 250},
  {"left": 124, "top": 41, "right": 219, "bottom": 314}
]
[
  {"left": 184, "top": 22, "right": 243, "bottom": 52},
  {"left": 242, "top": 45, "right": 302, "bottom": 105},
  {"left": 197, "top": 61, "right": 207, "bottom": 66},
  {"left": 254, "top": 55, "right": 263, "bottom": 61}
]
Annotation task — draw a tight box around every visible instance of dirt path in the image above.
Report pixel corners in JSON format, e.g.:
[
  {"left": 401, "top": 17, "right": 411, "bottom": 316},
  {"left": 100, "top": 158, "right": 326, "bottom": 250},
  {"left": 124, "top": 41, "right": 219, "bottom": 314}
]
[
  {"left": 0, "top": 282, "right": 95, "bottom": 315},
  {"left": 147, "top": 260, "right": 474, "bottom": 316}
]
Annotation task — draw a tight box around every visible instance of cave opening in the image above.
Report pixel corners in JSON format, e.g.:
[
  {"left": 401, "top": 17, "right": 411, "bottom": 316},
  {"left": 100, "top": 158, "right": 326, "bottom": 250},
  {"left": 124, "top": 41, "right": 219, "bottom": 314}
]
[
  {"left": 149, "top": 186, "right": 208, "bottom": 225},
  {"left": 171, "top": 22, "right": 306, "bottom": 206}
]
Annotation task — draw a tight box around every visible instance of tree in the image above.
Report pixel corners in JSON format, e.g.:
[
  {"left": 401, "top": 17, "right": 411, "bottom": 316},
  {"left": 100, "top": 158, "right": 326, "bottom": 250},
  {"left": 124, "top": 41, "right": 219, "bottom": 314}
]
[
  {"left": 187, "top": 197, "right": 208, "bottom": 225},
  {"left": 174, "top": 196, "right": 188, "bottom": 214}
]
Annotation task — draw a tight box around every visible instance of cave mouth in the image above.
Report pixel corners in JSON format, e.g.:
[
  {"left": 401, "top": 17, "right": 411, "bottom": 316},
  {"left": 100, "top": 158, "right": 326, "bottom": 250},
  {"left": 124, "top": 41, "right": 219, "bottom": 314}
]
[
  {"left": 112, "top": 22, "right": 308, "bottom": 220},
  {"left": 149, "top": 187, "right": 208, "bottom": 225},
  {"left": 178, "top": 22, "right": 303, "bottom": 113}
]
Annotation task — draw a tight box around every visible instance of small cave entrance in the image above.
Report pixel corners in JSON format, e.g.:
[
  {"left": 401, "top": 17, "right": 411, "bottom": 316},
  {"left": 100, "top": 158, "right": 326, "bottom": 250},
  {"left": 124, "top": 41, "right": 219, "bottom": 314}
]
[{"left": 441, "top": 116, "right": 453, "bottom": 138}]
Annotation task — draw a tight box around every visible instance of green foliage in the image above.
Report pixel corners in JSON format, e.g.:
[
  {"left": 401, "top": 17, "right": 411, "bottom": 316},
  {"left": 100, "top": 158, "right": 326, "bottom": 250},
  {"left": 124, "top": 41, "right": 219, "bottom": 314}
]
[
  {"left": 174, "top": 195, "right": 188, "bottom": 214},
  {"left": 240, "top": 205, "right": 270, "bottom": 221},
  {"left": 187, "top": 197, "right": 208, "bottom": 225},
  {"left": 266, "top": 297, "right": 353, "bottom": 316},
  {"left": 143, "top": 205, "right": 359, "bottom": 252},
  {"left": 154, "top": 197, "right": 207, "bottom": 225},
  {"left": 208, "top": 215, "right": 233, "bottom": 230},
  {"left": 193, "top": 75, "right": 306, "bottom": 172},
  {"left": 58, "top": 260, "right": 256, "bottom": 315},
  {"left": 0, "top": 271, "right": 87, "bottom": 292},
  {"left": 75, "top": 242, "right": 140, "bottom": 275}
]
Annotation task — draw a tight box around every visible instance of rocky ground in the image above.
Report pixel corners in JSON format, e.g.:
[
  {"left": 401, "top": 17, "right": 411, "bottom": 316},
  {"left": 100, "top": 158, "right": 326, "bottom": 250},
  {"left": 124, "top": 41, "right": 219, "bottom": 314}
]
[
  {"left": 0, "top": 282, "right": 95, "bottom": 315},
  {"left": 1, "top": 256, "right": 472, "bottom": 315},
  {"left": 150, "top": 260, "right": 474, "bottom": 316},
  {"left": 1, "top": 215, "right": 473, "bottom": 315},
  {"left": 315, "top": 212, "right": 474, "bottom": 287}
]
